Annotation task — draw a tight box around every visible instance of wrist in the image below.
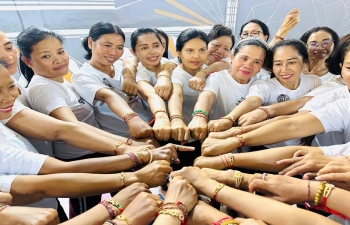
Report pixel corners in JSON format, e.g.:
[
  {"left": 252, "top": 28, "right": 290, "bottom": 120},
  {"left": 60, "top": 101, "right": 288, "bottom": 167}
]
[
  {"left": 141, "top": 149, "right": 151, "bottom": 164},
  {"left": 124, "top": 172, "right": 139, "bottom": 186},
  {"left": 197, "top": 70, "right": 208, "bottom": 78}
]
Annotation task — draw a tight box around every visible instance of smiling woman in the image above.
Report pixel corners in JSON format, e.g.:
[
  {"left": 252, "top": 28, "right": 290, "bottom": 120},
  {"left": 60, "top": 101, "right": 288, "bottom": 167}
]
[{"left": 0, "top": 62, "right": 18, "bottom": 120}]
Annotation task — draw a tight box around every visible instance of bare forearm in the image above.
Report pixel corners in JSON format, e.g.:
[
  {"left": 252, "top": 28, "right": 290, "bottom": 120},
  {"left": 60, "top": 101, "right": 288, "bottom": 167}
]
[
  {"left": 227, "top": 97, "right": 262, "bottom": 121},
  {"left": 60, "top": 204, "right": 113, "bottom": 225},
  {"left": 268, "top": 97, "right": 312, "bottom": 117},
  {"left": 168, "top": 95, "right": 183, "bottom": 117},
  {"left": 10, "top": 173, "right": 138, "bottom": 205},
  {"left": 122, "top": 57, "right": 137, "bottom": 77},
  {"left": 200, "top": 180, "right": 338, "bottom": 225},
  {"left": 106, "top": 96, "right": 135, "bottom": 118}
]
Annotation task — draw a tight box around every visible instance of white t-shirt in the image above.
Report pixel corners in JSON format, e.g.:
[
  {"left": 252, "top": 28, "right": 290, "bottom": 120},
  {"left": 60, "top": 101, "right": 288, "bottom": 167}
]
[
  {"left": 203, "top": 70, "right": 257, "bottom": 120},
  {"left": 300, "top": 86, "right": 348, "bottom": 147},
  {"left": 13, "top": 78, "right": 29, "bottom": 107},
  {"left": 311, "top": 98, "right": 350, "bottom": 144},
  {"left": 72, "top": 62, "right": 152, "bottom": 137},
  {"left": 321, "top": 142, "right": 350, "bottom": 157},
  {"left": 303, "top": 81, "right": 345, "bottom": 97},
  {"left": 136, "top": 58, "right": 169, "bottom": 86},
  {"left": 247, "top": 74, "right": 322, "bottom": 105},
  {"left": 171, "top": 66, "right": 201, "bottom": 125},
  {"left": 318, "top": 72, "right": 340, "bottom": 83},
  {"left": 26, "top": 75, "right": 96, "bottom": 159},
  {"left": 0, "top": 123, "right": 56, "bottom": 209},
  {"left": 0, "top": 100, "right": 54, "bottom": 157},
  {"left": 256, "top": 68, "right": 271, "bottom": 81}
]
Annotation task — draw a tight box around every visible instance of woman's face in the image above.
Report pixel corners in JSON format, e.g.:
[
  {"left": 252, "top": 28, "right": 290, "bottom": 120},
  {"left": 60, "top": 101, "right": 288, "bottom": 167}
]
[
  {"left": 341, "top": 50, "right": 350, "bottom": 89},
  {"left": 0, "top": 67, "right": 19, "bottom": 120},
  {"left": 178, "top": 37, "right": 208, "bottom": 71},
  {"left": 89, "top": 33, "right": 124, "bottom": 66},
  {"left": 23, "top": 38, "right": 69, "bottom": 79},
  {"left": 0, "top": 31, "right": 18, "bottom": 75},
  {"left": 207, "top": 36, "right": 233, "bottom": 65},
  {"left": 241, "top": 22, "right": 268, "bottom": 41},
  {"left": 272, "top": 46, "right": 304, "bottom": 86},
  {"left": 132, "top": 33, "right": 164, "bottom": 68},
  {"left": 306, "top": 30, "right": 334, "bottom": 60},
  {"left": 231, "top": 45, "right": 265, "bottom": 82}
]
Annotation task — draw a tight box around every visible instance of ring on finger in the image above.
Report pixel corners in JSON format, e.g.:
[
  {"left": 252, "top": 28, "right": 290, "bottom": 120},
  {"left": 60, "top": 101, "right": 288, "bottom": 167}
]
[{"left": 262, "top": 173, "right": 268, "bottom": 181}]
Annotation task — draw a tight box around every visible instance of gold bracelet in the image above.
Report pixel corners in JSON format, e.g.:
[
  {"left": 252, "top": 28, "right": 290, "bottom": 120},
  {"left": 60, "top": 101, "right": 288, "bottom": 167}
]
[
  {"left": 314, "top": 181, "right": 326, "bottom": 206},
  {"left": 116, "top": 215, "right": 131, "bottom": 225},
  {"left": 213, "top": 183, "right": 225, "bottom": 201},
  {"left": 234, "top": 170, "right": 243, "bottom": 189},
  {"left": 227, "top": 153, "right": 235, "bottom": 168},
  {"left": 220, "top": 116, "right": 235, "bottom": 124},
  {"left": 119, "top": 172, "right": 125, "bottom": 188},
  {"left": 158, "top": 74, "right": 170, "bottom": 79},
  {"left": 142, "top": 148, "right": 153, "bottom": 165},
  {"left": 136, "top": 149, "right": 144, "bottom": 164},
  {"left": 114, "top": 141, "right": 123, "bottom": 155}
]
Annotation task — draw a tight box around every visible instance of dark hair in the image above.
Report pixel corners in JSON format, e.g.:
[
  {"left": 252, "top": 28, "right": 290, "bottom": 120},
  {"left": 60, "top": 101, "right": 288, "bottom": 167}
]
[
  {"left": 130, "top": 27, "right": 162, "bottom": 53},
  {"left": 17, "top": 26, "right": 65, "bottom": 84},
  {"left": 239, "top": 19, "right": 270, "bottom": 41},
  {"left": 154, "top": 28, "right": 169, "bottom": 58},
  {"left": 299, "top": 26, "right": 339, "bottom": 47},
  {"left": 268, "top": 39, "right": 309, "bottom": 77},
  {"left": 208, "top": 24, "right": 235, "bottom": 50},
  {"left": 176, "top": 28, "right": 209, "bottom": 63},
  {"left": 83, "top": 21, "right": 125, "bottom": 60},
  {"left": 0, "top": 59, "right": 8, "bottom": 68},
  {"left": 233, "top": 37, "right": 269, "bottom": 67},
  {"left": 327, "top": 33, "right": 350, "bottom": 75}
]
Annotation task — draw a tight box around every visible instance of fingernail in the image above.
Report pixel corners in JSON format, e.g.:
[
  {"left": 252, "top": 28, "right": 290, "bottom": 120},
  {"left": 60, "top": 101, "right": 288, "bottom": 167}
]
[{"left": 315, "top": 176, "right": 320, "bottom": 180}]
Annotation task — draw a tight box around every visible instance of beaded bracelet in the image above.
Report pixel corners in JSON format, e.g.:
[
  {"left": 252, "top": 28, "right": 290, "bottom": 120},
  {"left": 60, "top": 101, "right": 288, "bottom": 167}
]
[
  {"left": 238, "top": 126, "right": 247, "bottom": 134},
  {"left": 234, "top": 135, "right": 245, "bottom": 153},
  {"left": 211, "top": 217, "right": 239, "bottom": 225},
  {"left": 114, "top": 141, "right": 123, "bottom": 155},
  {"left": 104, "top": 220, "right": 118, "bottom": 225},
  {"left": 106, "top": 198, "right": 124, "bottom": 213},
  {"left": 220, "top": 116, "right": 235, "bottom": 124},
  {"left": 148, "top": 109, "right": 168, "bottom": 125},
  {"left": 305, "top": 180, "right": 311, "bottom": 210},
  {"left": 314, "top": 181, "right": 326, "bottom": 206},
  {"left": 136, "top": 149, "right": 145, "bottom": 164},
  {"left": 159, "top": 209, "right": 185, "bottom": 223},
  {"left": 157, "top": 74, "right": 171, "bottom": 79},
  {"left": 100, "top": 200, "right": 117, "bottom": 219},
  {"left": 123, "top": 74, "right": 135, "bottom": 80},
  {"left": 234, "top": 170, "right": 243, "bottom": 189},
  {"left": 127, "top": 152, "right": 141, "bottom": 168},
  {"left": 170, "top": 115, "right": 184, "bottom": 121},
  {"left": 163, "top": 201, "right": 189, "bottom": 217},
  {"left": 192, "top": 113, "right": 208, "bottom": 120},
  {"left": 123, "top": 112, "right": 139, "bottom": 123},
  {"left": 227, "top": 153, "right": 235, "bottom": 168},
  {"left": 125, "top": 138, "right": 133, "bottom": 146},
  {"left": 257, "top": 107, "right": 271, "bottom": 119},
  {"left": 213, "top": 183, "right": 225, "bottom": 201},
  {"left": 120, "top": 172, "right": 126, "bottom": 188},
  {"left": 0, "top": 205, "right": 10, "bottom": 212},
  {"left": 115, "top": 215, "right": 132, "bottom": 225},
  {"left": 220, "top": 154, "right": 229, "bottom": 169},
  {"left": 192, "top": 109, "right": 208, "bottom": 117}
]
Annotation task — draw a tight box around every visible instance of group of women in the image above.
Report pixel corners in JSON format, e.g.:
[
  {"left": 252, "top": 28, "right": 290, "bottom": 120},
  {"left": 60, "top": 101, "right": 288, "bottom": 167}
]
[{"left": 1, "top": 7, "right": 350, "bottom": 225}]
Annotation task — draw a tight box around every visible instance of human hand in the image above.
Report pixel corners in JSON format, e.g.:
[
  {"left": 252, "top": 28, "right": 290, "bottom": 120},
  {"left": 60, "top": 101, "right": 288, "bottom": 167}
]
[
  {"left": 187, "top": 201, "right": 229, "bottom": 225},
  {"left": 279, "top": 8, "right": 300, "bottom": 32},
  {"left": 201, "top": 137, "right": 238, "bottom": 156},
  {"left": 188, "top": 76, "right": 206, "bottom": 91},
  {"left": 164, "top": 176, "right": 198, "bottom": 212},
  {"left": 152, "top": 143, "right": 195, "bottom": 164},
  {"left": 135, "top": 160, "right": 172, "bottom": 187},
  {"left": 112, "top": 182, "right": 150, "bottom": 209},
  {"left": 154, "top": 76, "right": 172, "bottom": 100},
  {"left": 316, "top": 161, "right": 350, "bottom": 191},
  {"left": 193, "top": 155, "right": 224, "bottom": 170},
  {"left": 1, "top": 207, "right": 59, "bottom": 225},
  {"left": 238, "top": 109, "right": 267, "bottom": 126},
  {"left": 208, "top": 126, "right": 244, "bottom": 139},
  {"left": 153, "top": 115, "right": 172, "bottom": 141},
  {"left": 171, "top": 166, "right": 211, "bottom": 191},
  {"left": 276, "top": 150, "right": 344, "bottom": 178},
  {"left": 122, "top": 75, "right": 138, "bottom": 96},
  {"left": 188, "top": 116, "right": 208, "bottom": 140},
  {"left": 170, "top": 118, "right": 190, "bottom": 142},
  {"left": 248, "top": 173, "right": 307, "bottom": 204},
  {"left": 0, "top": 193, "right": 12, "bottom": 205},
  {"left": 133, "top": 138, "right": 160, "bottom": 148},
  {"left": 127, "top": 117, "right": 154, "bottom": 139},
  {"left": 208, "top": 118, "right": 233, "bottom": 133},
  {"left": 235, "top": 218, "right": 267, "bottom": 225},
  {"left": 114, "top": 192, "right": 161, "bottom": 225}
]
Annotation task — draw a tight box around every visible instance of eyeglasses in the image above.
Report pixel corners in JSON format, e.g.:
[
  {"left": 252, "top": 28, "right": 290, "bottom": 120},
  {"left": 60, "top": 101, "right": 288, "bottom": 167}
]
[
  {"left": 240, "top": 31, "right": 263, "bottom": 39},
  {"left": 306, "top": 39, "right": 334, "bottom": 50}
]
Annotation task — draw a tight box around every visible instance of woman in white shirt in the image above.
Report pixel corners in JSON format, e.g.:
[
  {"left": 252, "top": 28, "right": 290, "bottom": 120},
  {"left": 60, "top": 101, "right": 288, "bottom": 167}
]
[
  {"left": 17, "top": 26, "right": 153, "bottom": 216},
  {"left": 300, "top": 26, "right": 340, "bottom": 82},
  {"left": 131, "top": 28, "right": 173, "bottom": 141},
  {"left": 188, "top": 37, "right": 268, "bottom": 142},
  {"left": 210, "top": 39, "right": 321, "bottom": 135},
  {"left": 72, "top": 21, "right": 153, "bottom": 139}
]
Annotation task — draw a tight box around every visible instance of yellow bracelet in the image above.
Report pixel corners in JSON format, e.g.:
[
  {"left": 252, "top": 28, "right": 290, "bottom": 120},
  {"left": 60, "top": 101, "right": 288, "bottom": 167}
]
[
  {"left": 220, "top": 116, "right": 235, "bottom": 124},
  {"left": 234, "top": 170, "right": 243, "bottom": 189},
  {"left": 142, "top": 148, "right": 153, "bottom": 165},
  {"left": 314, "top": 181, "right": 326, "bottom": 206},
  {"left": 115, "top": 215, "right": 131, "bottom": 225},
  {"left": 119, "top": 172, "right": 125, "bottom": 188},
  {"left": 213, "top": 183, "right": 225, "bottom": 201},
  {"left": 227, "top": 153, "right": 235, "bottom": 168}
]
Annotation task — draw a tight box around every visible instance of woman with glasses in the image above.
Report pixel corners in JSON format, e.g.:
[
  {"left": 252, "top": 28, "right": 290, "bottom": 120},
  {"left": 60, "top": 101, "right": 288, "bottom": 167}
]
[{"left": 300, "top": 26, "right": 340, "bottom": 83}]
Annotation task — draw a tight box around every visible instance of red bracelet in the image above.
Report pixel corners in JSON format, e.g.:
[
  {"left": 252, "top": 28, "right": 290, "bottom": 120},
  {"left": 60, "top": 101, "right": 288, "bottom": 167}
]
[
  {"left": 123, "top": 112, "right": 139, "bottom": 123},
  {"left": 257, "top": 107, "right": 271, "bottom": 119},
  {"left": 305, "top": 180, "right": 311, "bottom": 210},
  {"left": 234, "top": 135, "right": 245, "bottom": 153},
  {"left": 275, "top": 35, "right": 284, "bottom": 40}
]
